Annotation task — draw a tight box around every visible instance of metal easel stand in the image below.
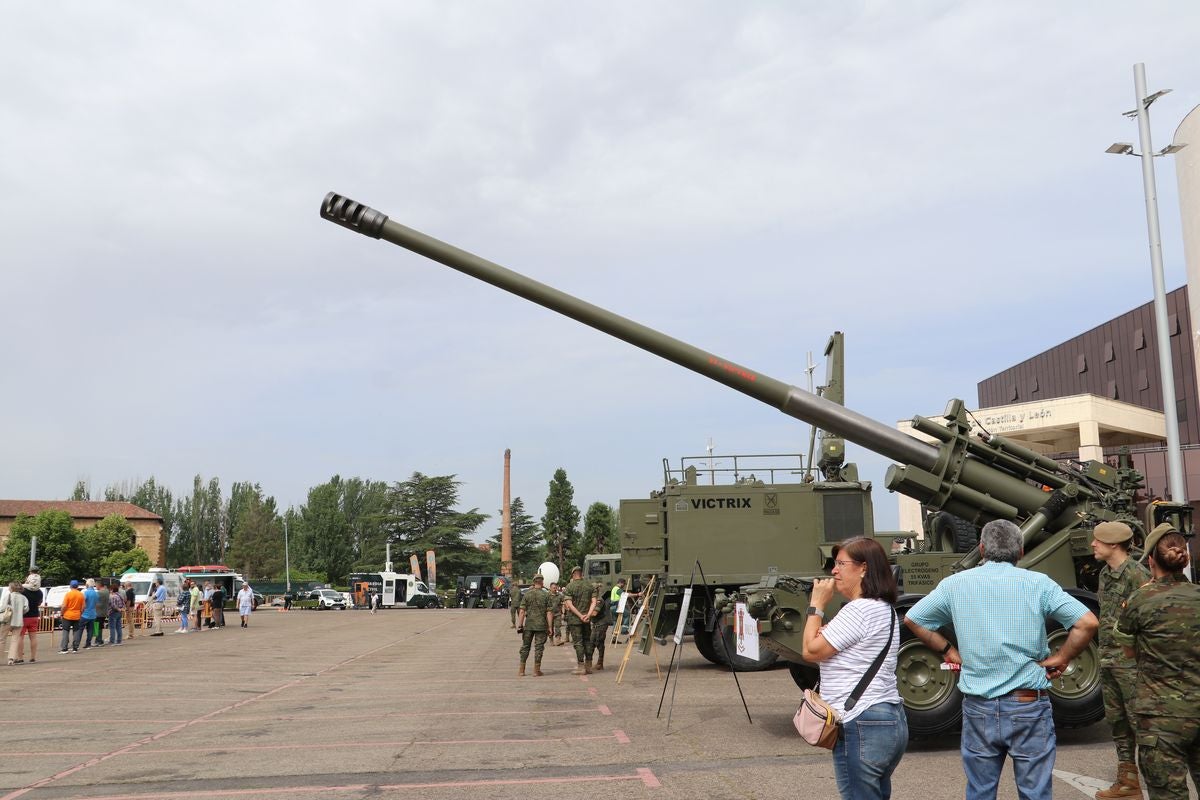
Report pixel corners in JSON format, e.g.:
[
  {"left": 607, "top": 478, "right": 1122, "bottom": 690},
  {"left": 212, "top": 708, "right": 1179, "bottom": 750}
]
[{"left": 656, "top": 560, "right": 752, "bottom": 732}]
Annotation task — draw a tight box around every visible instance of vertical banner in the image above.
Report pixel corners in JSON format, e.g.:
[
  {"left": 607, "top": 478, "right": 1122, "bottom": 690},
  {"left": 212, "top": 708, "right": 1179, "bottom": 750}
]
[
  {"left": 425, "top": 550, "right": 437, "bottom": 587},
  {"left": 672, "top": 587, "right": 694, "bottom": 645},
  {"left": 734, "top": 602, "right": 760, "bottom": 660},
  {"left": 409, "top": 554, "right": 422, "bottom": 581}
]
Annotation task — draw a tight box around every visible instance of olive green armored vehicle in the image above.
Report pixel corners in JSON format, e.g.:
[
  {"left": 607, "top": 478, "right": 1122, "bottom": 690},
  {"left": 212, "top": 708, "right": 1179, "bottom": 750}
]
[{"left": 321, "top": 192, "right": 1192, "bottom": 737}]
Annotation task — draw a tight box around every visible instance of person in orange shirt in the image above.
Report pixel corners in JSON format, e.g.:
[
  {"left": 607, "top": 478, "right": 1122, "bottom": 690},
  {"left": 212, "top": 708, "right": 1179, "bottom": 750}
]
[{"left": 58, "top": 580, "right": 85, "bottom": 654}]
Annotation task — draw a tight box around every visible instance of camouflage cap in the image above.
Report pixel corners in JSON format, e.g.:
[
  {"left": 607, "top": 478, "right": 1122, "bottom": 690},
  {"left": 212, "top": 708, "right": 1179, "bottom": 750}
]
[
  {"left": 1140, "top": 522, "right": 1177, "bottom": 563},
  {"left": 571, "top": 565, "right": 583, "bottom": 575},
  {"left": 1092, "top": 521, "right": 1134, "bottom": 544},
  {"left": 532, "top": 574, "right": 544, "bottom": 583}
]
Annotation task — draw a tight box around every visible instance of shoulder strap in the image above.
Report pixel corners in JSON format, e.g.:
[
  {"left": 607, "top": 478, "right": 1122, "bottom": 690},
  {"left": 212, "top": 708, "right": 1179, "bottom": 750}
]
[{"left": 844, "top": 607, "right": 895, "bottom": 712}]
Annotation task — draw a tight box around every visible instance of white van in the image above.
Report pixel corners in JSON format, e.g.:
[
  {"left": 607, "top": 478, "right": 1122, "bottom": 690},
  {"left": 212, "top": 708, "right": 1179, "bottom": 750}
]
[
  {"left": 123, "top": 569, "right": 183, "bottom": 606},
  {"left": 347, "top": 571, "right": 440, "bottom": 608}
]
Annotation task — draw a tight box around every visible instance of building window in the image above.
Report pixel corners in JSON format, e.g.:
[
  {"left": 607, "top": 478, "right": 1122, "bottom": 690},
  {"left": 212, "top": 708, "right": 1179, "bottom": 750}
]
[
  {"left": 1168, "top": 314, "right": 1180, "bottom": 336},
  {"left": 1137, "top": 370, "right": 1149, "bottom": 391},
  {"left": 1107, "top": 380, "right": 1119, "bottom": 400},
  {"left": 1030, "top": 376, "right": 1039, "bottom": 394},
  {"left": 1008, "top": 384, "right": 1018, "bottom": 402},
  {"left": 1178, "top": 398, "right": 1188, "bottom": 423},
  {"left": 1135, "top": 328, "right": 1146, "bottom": 350},
  {"left": 1077, "top": 354, "right": 1088, "bottom": 374},
  {"left": 1104, "top": 342, "right": 1115, "bottom": 363}
]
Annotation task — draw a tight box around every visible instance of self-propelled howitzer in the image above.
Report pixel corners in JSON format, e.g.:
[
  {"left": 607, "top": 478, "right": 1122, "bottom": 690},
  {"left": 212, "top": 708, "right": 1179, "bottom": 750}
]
[{"left": 320, "top": 192, "right": 1190, "bottom": 735}]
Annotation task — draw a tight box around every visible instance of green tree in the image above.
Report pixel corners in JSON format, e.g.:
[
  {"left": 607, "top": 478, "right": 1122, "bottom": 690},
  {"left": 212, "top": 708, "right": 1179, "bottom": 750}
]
[
  {"left": 99, "top": 547, "right": 152, "bottom": 576},
  {"left": 226, "top": 487, "right": 284, "bottom": 580},
  {"left": 297, "top": 478, "right": 352, "bottom": 583},
  {"left": 541, "top": 469, "right": 580, "bottom": 568},
  {"left": 70, "top": 480, "right": 90, "bottom": 501},
  {"left": 171, "top": 475, "right": 226, "bottom": 565},
  {"left": 574, "top": 501, "right": 617, "bottom": 566},
  {"left": 78, "top": 514, "right": 138, "bottom": 577},
  {"left": 385, "top": 473, "right": 488, "bottom": 586},
  {"left": 487, "top": 496, "right": 543, "bottom": 577},
  {"left": 0, "top": 511, "right": 84, "bottom": 584},
  {"left": 129, "top": 477, "right": 176, "bottom": 548},
  {"left": 343, "top": 477, "right": 391, "bottom": 569}
]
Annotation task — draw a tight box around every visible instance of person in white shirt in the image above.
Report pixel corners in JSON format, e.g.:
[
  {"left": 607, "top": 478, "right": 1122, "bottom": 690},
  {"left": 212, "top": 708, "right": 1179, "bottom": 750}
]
[{"left": 802, "top": 536, "right": 907, "bottom": 800}]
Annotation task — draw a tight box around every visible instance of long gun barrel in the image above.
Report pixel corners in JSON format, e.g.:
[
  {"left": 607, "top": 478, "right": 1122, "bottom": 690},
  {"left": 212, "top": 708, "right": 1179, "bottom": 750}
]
[
  {"left": 321, "top": 193, "right": 935, "bottom": 468},
  {"left": 320, "top": 192, "right": 1105, "bottom": 539}
]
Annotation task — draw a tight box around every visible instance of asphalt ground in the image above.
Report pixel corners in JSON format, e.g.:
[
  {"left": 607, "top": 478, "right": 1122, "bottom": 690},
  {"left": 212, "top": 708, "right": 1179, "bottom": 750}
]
[{"left": 4, "top": 607, "right": 1193, "bottom": 800}]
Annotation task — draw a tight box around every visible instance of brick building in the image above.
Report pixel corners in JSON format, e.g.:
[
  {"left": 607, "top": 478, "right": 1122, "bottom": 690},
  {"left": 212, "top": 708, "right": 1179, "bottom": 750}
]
[{"left": 0, "top": 500, "right": 166, "bottom": 567}]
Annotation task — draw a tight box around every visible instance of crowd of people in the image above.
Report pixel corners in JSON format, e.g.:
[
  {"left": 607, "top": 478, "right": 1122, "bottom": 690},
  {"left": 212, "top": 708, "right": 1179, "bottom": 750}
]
[
  {"left": 0, "top": 571, "right": 259, "bottom": 663},
  {"left": 504, "top": 521, "right": 1198, "bottom": 800}
]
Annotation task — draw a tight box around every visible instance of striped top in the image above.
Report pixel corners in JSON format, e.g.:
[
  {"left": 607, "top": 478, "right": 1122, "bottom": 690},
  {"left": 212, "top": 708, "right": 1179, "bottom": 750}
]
[
  {"left": 818, "top": 598, "right": 901, "bottom": 723},
  {"left": 905, "top": 561, "right": 1089, "bottom": 699}
]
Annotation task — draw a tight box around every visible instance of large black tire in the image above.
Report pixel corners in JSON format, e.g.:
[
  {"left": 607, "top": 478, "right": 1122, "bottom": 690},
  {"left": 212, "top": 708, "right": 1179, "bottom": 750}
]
[
  {"left": 896, "top": 607, "right": 963, "bottom": 737},
  {"left": 1046, "top": 600, "right": 1104, "bottom": 728},
  {"left": 692, "top": 623, "right": 724, "bottom": 665},
  {"left": 929, "top": 512, "right": 979, "bottom": 553},
  {"left": 710, "top": 614, "right": 779, "bottom": 672},
  {"left": 788, "top": 661, "right": 819, "bottom": 691}
]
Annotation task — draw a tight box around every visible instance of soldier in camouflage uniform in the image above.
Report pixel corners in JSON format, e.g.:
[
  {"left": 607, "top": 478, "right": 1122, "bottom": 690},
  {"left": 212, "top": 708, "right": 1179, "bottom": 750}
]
[
  {"left": 549, "top": 582, "right": 564, "bottom": 645},
  {"left": 508, "top": 574, "right": 521, "bottom": 628},
  {"left": 589, "top": 580, "right": 612, "bottom": 670},
  {"left": 1091, "top": 521, "right": 1151, "bottom": 799},
  {"left": 516, "top": 574, "right": 552, "bottom": 676},
  {"left": 1113, "top": 523, "right": 1200, "bottom": 800},
  {"left": 562, "top": 566, "right": 600, "bottom": 674}
]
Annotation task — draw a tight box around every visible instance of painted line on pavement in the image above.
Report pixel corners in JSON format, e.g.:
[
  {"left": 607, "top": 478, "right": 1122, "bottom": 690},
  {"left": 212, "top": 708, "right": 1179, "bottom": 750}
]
[
  {"left": 53, "top": 769, "right": 661, "bottom": 799},
  {"left": 0, "top": 617, "right": 457, "bottom": 800},
  {"left": 7, "top": 732, "right": 628, "bottom": 757},
  {"left": 202, "top": 706, "right": 612, "bottom": 723}
]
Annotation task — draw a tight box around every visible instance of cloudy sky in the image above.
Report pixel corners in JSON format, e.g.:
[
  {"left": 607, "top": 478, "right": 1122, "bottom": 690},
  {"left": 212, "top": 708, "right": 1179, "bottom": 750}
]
[{"left": 3, "top": 2, "right": 1198, "bottom": 536}]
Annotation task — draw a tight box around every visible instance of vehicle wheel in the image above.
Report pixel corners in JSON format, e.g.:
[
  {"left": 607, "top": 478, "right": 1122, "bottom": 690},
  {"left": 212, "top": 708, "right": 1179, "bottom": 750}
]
[
  {"left": 788, "top": 661, "right": 819, "bottom": 691},
  {"left": 1046, "top": 614, "right": 1104, "bottom": 728},
  {"left": 711, "top": 614, "right": 778, "bottom": 672},
  {"left": 691, "top": 622, "right": 723, "bottom": 665},
  {"left": 929, "top": 512, "right": 979, "bottom": 553},
  {"left": 896, "top": 610, "right": 962, "bottom": 737}
]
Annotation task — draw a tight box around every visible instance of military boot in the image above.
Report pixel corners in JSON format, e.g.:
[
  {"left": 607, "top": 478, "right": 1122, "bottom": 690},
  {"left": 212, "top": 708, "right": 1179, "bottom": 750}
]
[
  {"left": 594, "top": 654, "right": 604, "bottom": 670},
  {"left": 533, "top": 661, "right": 543, "bottom": 677},
  {"left": 1095, "top": 763, "right": 1141, "bottom": 799},
  {"left": 572, "top": 661, "right": 586, "bottom": 675},
  {"left": 584, "top": 658, "right": 593, "bottom": 675},
  {"left": 518, "top": 662, "right": 526, "bottom": 677}
]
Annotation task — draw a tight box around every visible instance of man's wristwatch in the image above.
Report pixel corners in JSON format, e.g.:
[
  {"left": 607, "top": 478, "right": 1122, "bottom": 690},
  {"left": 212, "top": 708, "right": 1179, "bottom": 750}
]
[
  {"left": 939, "top": 641, "right": 954, "bottom": 656},
  {"left": 806, "top": 606, "right": 824, "bottom": 619}
]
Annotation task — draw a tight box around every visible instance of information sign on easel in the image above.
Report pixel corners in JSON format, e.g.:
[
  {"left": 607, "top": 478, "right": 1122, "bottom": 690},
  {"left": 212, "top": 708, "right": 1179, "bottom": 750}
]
[{"left": 733, "top": 601, "right": 759, "bottom": 659}]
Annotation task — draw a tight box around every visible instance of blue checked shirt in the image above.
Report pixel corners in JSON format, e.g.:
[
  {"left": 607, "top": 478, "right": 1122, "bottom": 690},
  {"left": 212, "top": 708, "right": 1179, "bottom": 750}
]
[{"left": 905, "top": 561, "right": 1089, "bottom": 699}]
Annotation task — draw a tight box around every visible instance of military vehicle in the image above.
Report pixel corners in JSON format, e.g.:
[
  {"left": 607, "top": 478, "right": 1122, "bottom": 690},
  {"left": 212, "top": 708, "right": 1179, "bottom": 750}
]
[
  {"left": 583, "top": 332, "right": 902, "bottom": 672},
  {"left": 320, "top": 192, "right": 1192, "bottom": 736}
]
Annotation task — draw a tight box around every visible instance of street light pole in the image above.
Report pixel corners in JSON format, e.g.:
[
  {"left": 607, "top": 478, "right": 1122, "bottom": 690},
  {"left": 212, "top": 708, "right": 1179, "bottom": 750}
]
[
  {"left": 1130, "top": 63, "right": 1187, "bottom": 505},
  {"left": 283, "top": 518, "right": 291, "bottom": 594}
]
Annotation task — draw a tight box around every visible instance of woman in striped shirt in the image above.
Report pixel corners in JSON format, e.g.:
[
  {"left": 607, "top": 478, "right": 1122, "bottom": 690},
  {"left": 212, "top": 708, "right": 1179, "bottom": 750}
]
[{"left": 802, "top": 536, "right": 907, "bottom": 800}]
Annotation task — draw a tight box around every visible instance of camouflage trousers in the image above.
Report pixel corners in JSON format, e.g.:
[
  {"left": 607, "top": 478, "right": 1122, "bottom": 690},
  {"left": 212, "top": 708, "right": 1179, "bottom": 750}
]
[
  {"left": 510, "top": 604, "right": 518, "bottom": 626},
  {"left": 591, "top": 622, "right": 610, "bottom": 660},
  {"left": 552, "top": 613, "right": 563, "bottom": 640},
  {"left": 1135, "top": 714, "right": 1200, "bottom": 800},
  {"left": 1101, "top": 666, "right": 1139, "bottom": 763},
  {"left": 567, "top": 622, "right": 594, "bottom": 662},
  {"left": 519, "top": 629, "right": 549, "bottom": 664}
]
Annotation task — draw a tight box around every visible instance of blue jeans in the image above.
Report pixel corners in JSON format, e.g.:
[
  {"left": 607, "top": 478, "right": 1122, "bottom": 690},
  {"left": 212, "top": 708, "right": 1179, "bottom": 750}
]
[
  {"left": 832, "top": 701, "right": 908, "bottom": 800},
  {"left": 961, "top": 694, "right": 1055, "bottom": 800},
  {"left": 108, "top": 612, "right": 123, "bottom": 644}
]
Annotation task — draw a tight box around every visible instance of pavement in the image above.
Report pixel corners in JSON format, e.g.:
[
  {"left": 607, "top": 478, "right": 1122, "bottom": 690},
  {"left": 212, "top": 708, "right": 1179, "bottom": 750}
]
[{"left": 4, "top": 608, "right": 1193, "bottom": 800}]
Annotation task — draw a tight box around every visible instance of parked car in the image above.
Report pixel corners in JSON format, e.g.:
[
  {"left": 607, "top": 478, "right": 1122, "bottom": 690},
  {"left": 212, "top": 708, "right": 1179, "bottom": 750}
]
[{"left": 311, "top": 589, "right": 346, "bottom": 610}]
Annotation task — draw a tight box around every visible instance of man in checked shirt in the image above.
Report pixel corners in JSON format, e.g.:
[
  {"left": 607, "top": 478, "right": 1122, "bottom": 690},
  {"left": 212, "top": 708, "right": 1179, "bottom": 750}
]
[{"left": 904, "top": 519, "right": 1098, "bottom": 800}]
